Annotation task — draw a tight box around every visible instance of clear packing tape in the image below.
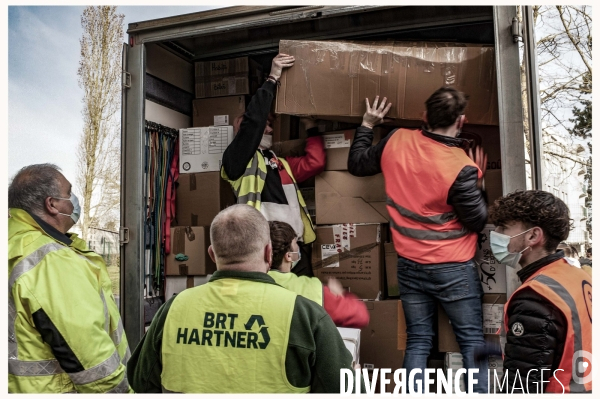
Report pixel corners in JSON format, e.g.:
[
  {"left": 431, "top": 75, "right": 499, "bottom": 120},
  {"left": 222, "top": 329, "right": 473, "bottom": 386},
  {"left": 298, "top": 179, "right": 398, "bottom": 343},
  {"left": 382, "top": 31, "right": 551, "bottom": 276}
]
[{"left": 276, "top": 40, "right": 499, "bottom": 125}]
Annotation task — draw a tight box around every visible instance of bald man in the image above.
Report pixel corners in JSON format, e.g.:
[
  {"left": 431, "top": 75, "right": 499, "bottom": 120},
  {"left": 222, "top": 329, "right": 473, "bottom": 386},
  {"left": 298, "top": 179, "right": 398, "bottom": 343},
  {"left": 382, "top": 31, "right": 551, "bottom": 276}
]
[{"left": 128, "top": 204, "right": 360, "bottom": 393}]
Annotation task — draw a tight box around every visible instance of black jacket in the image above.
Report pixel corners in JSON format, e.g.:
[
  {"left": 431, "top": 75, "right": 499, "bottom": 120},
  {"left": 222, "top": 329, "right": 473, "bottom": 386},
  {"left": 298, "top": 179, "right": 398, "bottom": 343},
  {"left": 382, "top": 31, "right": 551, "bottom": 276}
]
[
  {"left": 502, "top": 251, "right": 568, "bottom": 394},
  {"left": 347, "top": 126, "right": 487, "bottom": 233}
]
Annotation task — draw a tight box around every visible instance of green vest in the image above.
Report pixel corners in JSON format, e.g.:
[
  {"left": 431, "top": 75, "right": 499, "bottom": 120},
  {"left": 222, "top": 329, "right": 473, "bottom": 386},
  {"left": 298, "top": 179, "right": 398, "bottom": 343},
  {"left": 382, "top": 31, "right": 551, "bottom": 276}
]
[
  {"left": 221, "top": 151, "right": 316, "bottom": 243},
  {"left": 8, "top": 209, "right": 131, "bottom": 393},
  {"left": 268, "top": 270, "right": 323, "bottom": 306},
  {"left": 161, "top": 278, "right": 310, "bottom": 393}
]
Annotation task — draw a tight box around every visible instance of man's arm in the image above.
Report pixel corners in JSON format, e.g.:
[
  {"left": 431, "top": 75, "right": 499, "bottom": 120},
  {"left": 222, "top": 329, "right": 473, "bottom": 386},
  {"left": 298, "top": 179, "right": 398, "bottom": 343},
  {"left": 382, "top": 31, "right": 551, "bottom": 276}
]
[
  {"left": 503, "top": 288, "right": 567, "bottom": 394},
  {"left": 322, "top": 286, "right": 370, "bottom": 328},
  {"left": 447, "top": 166, "right": 488, "bottom": 233},
  {"left": 127, "top": 296, "right": 176, "bottom": 393},
  {"left": 285, "top": 131, "right": 326, "bottom": 183},
  {"left": 221, "top": 81, "right": 276, "bottom": 181},
  {"left": 347, "top": 126, "right": 394, "bottom": 176}
]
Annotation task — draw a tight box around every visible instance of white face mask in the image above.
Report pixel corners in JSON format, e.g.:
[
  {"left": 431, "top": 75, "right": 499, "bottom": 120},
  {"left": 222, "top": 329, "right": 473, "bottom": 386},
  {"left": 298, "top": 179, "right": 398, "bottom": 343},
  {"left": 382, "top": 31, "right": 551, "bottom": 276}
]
[
  {"left": 288, "top": 250, "right": 301, "bottom": 269},
  {"left": 259, "top": 134, "right": 273, "bottom": 149},
  {"left": 490, "top": 228, "right": 533, "bottom": 268},
  {"left": 53, "top": 192, "right": 81, "bottom": 224}
]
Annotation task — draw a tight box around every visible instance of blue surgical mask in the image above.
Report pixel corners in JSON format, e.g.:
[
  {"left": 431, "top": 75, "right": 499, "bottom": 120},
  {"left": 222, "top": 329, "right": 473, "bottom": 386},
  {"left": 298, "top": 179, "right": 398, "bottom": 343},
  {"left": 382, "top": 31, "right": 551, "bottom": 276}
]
[
  {"left": 490, "top": 228, "right": 533, "bottom": 268},
  {"left": 53, "top": 193, "right": 81, "bottom": 224},
  {"left": 289, "top": 250, "right": 301, "bottom": 269}
]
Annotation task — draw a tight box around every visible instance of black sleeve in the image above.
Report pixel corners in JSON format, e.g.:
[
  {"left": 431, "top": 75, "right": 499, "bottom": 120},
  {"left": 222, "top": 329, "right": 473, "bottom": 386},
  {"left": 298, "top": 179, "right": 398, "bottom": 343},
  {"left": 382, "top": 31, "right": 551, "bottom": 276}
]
[
  {"left": 221, "top": 81, "right": 276, "bottom": 181},
  {"left": 347, "top": 126, "right": 394, "bottom": 176},
  {"left": 447, "top": 166, "right": 488, "bottom": 233},
  {"left": 127, "top": 296, "right": 176, "bottom": 393},
  {"left": 503, "top": 288, "right": 567, "bottom": 394}
]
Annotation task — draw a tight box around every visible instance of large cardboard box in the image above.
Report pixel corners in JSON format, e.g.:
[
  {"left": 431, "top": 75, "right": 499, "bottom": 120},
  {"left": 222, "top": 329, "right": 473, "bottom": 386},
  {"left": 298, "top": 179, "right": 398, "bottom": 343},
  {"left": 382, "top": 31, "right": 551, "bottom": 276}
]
[
  {"left": 276, "top": 40, "right": 498, "bottom": 125},
  {"left": 438, "top": 293, "right": 507, "bottom": 352},
  {"left": 316, "top": 171, "right": 388, "bottom": 224},
  {"left": 360, "top": 300, "right": 407, "bottom": 371},
  {"left": 192, "top": 96, "right": 246, "bottom": 127},
  {"left": 476, "top": 224, "right": 508, "bottom": 294},
  {"left": 165, "top": 226, "right": 215, "bottom": 276},
  {"left": 175, "top": 172, "right": 236, "bottom": 227},
  {"left": 337, "top": 327, "right": 361, "bottom": 369},
  {"left": 179, "top": 126, "right": 233, "bottom": 173},
  {"left": 385, "top": 242, "right": 399, "bottom": 297},
  {"left": 312, "top": 223, "right": 385, "bottom": 299},
  {"left": 195, "top": 56, "right": 262, "bottom": 98}
]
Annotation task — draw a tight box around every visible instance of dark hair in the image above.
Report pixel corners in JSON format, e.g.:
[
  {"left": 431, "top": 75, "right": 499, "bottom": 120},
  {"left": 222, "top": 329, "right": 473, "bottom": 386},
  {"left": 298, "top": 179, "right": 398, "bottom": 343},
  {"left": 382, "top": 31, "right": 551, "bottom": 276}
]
[
  {"left": 8, "top": 164, "right": 63, "bottom": 216},
  {"left": 490, "top": 190, "right": 572, "bottom": 253},
  {"left": 269, "top": 221, "right": 296, "bottom": 269},
  {"left": 425, "top": 87, "right": 468, "bottom": 129},
  {"left": 587, "top": 247, "right": 592, "bottom": 256}
]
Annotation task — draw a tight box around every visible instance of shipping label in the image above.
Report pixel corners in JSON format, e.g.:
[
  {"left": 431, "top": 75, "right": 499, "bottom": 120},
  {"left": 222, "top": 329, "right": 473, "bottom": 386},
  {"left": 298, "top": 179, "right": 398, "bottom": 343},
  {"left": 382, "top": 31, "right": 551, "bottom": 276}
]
[
  {"left": 482, "top": 304, "right": 504, "bottom": 334},
  {"left": 213, "top": 115, "right": 229, "bottom": 126},
  {"left": 323, "top": 133, "right": 351, "bottom": 148},
  {"left": 321, "top": 244, "right": 340, "bottom": 268}
]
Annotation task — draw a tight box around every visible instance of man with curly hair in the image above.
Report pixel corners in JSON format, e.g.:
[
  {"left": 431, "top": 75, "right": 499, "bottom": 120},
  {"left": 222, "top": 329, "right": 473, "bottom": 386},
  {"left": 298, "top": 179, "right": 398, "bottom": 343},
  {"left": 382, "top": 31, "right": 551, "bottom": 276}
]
[{"left": 489, "top": 190, "right": 592, "bottom": 393}]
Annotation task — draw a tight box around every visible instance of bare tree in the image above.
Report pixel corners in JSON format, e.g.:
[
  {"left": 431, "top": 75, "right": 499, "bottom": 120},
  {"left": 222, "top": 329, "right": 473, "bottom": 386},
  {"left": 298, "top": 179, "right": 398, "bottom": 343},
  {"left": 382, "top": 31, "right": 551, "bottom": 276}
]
[{"left": 77, "top": 6, "right": 124, "bottom": 240}]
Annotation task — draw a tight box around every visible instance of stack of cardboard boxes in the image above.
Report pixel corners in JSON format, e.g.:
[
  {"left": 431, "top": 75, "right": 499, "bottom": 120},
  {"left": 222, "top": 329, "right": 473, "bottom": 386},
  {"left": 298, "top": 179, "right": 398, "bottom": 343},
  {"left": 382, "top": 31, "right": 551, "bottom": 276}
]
[{"left": 167, "top": 39, "right": 507, "bottom": 388}]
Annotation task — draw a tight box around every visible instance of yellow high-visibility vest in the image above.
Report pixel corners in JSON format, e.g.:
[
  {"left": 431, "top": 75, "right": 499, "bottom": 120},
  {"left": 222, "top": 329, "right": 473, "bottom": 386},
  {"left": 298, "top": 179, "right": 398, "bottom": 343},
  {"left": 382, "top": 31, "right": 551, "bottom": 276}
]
[{"left": 268, "top": 270, "right": 323, "bottom": 306}]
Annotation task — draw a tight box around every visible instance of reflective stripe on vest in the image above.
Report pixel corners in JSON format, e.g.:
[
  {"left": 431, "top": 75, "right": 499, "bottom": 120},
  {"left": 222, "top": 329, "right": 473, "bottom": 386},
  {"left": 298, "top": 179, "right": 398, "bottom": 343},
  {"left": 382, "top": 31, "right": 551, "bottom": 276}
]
[
  {"left": 222, "top": 151, "right": 316, "bottom": 244},
  {"left": 268, "top": 271, "right": 324, "bottom": 306},
  {"left": 505, "top": 259, "right": 592, "bottom": 393},
  {"left": 381, "top": 129, "right": 479, "bottom": 263},
  {"left": 161, "top": 279, "right": 309, "bottom": 393}
]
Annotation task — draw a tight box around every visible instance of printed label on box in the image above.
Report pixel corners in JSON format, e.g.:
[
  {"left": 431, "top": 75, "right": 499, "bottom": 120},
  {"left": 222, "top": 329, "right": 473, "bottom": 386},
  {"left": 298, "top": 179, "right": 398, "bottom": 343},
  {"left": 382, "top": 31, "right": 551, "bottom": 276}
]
[
  {"left": 321, "top": 244, "right": 340, "bottom": 268},
  {"left": 482, "top": 304, "right": 504, "bottom": 334},
  {"left": 323, "top": 133, "right": 351, "bottom": 148},
  {"left": 213, "top": 115, "right": 229, "bottom": 126}
]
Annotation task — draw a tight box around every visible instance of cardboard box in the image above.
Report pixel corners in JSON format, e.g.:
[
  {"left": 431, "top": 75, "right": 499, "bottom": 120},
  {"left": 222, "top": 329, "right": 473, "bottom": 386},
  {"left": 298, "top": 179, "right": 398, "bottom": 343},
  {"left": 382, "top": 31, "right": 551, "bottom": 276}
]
[
  {"left": 316, "top": 171, "right": 388, "bottom": 224},
  {"left": 165, "top": 274, "right": 212, "bottom": 299},
  {"left": 322, "top": 129, "right": 384, "bottom": 171},
  {"left": 166, "top": 226, "right": 215, "bottom": 276},
  {"left": 195, "top": 56, "right": 262, "bottom": 98},
  {"left": 272, "top": 114, "right": 299, "bottom": 142},
  {"left": 192, "top": 96, "right": 246, "bottom": 127},
  {"left": 385, "top": 243, "right": 399, "bottom": 297},
  {"left": 438, "top": 294, "right": 507, "bottom": 352},
  {"left": 179, "top": 126, "right": 233, "bottom": 173},
  {"left": 337, "top": 327, "right": 361, "bottom": 368},
  {"left": 276, "top": 40, "right": 498, "bottom": 125},
  {"left": 485, "top": 169, "right": 503, "bottom": 209},
  {"left": 476, "top": 224, "right": 508, "bottom": 294},
  {"left": 175, "top": 172, "right": 236, "bottom": 227},
  {"left": 360, "top": 300, "right": 406, "bottom": 371},
  {"left": 312, "top": 223, "right": 384, "bottom": 300}
]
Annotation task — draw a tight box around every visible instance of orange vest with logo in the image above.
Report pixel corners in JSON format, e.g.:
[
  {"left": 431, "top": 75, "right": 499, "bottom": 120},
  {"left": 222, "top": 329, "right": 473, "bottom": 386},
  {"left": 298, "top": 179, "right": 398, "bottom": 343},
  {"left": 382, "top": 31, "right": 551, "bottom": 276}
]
[
  {"left": 380, "top": 129, "right": 481, "bottom": 264},
  {"left": 505, "top": 259, "right": 592, "bottom": 393}
]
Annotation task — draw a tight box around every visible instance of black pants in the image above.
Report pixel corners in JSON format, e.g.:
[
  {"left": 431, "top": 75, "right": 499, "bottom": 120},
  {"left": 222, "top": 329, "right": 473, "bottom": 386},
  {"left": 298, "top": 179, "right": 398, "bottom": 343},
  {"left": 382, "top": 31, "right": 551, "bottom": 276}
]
[{"left": 292, "top": 242, "right": 313, "bottom": 277}]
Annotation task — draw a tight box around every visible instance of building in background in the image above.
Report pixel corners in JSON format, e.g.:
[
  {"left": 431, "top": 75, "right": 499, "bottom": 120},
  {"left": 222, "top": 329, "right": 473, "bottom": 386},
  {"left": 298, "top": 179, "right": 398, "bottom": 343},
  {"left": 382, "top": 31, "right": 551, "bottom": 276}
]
[{"left": 527, "top": 129, "right": 591, "bottom": 255}]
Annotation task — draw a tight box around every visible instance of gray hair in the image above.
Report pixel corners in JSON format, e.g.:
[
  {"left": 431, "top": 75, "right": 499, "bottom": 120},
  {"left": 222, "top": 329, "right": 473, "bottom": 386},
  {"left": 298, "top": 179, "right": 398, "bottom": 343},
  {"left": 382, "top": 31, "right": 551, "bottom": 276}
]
[
  {"left": 8, "top": 164, "right": 64, "bottom": 216},
  {"left": 210, "top": 204, "right": 270, "bottom": 265}
]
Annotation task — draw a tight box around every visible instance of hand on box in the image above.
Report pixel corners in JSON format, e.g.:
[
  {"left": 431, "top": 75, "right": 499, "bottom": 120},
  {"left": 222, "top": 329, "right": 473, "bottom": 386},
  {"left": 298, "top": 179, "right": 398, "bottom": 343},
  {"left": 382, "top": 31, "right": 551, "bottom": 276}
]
[
  {"left": 468, "top": 145, "right": 488, "bottom": 189},
  {"left": 270, "top": 53, "right": 295, "bottom": 80},
  {"left": 327, "top": 278, "right": 345, "bottom": 297},
  {"left": 299, "top": 117, "right": 317, "bottom": 130},
  {"left": 362, "top": 96, "right": 392, "bottom": 129}
]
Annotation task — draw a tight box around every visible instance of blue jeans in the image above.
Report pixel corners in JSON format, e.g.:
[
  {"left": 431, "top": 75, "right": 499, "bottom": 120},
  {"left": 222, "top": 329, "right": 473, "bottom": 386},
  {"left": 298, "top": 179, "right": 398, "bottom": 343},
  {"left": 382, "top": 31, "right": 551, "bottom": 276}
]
[{"left": 397, "top": 256, "right": 488, "bottom": 393}]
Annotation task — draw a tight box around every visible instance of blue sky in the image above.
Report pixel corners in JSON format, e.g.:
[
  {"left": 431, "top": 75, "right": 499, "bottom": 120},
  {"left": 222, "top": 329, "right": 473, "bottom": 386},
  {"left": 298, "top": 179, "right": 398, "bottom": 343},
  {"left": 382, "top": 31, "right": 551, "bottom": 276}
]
[{"left": 8, "top": 6, "right": 223, "bottom": 186}]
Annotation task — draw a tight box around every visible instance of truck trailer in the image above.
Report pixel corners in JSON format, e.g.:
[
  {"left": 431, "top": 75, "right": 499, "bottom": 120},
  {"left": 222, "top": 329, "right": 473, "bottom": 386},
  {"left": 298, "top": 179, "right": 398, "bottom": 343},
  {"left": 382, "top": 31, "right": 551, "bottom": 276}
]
[{"left": 120, "top": 5, "right": 543, "bottom": 349}]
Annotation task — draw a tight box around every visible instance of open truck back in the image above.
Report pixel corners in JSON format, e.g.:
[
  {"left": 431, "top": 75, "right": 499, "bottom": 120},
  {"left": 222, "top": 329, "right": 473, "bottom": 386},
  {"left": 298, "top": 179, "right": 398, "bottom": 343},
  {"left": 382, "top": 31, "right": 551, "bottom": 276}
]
[{"left": 121, "top": 6, "right": 541, "bottom": 351}]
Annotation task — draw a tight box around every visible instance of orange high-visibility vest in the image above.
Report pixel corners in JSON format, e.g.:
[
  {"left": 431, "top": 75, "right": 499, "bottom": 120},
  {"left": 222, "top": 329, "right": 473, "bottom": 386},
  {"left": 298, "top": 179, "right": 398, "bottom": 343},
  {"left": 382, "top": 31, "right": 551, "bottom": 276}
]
[
  {"left": 380, "top": 129, "right": 481, "bottom": 264},
  {"left": 505, "top": 258, "right": 592, "bottom": 393}
]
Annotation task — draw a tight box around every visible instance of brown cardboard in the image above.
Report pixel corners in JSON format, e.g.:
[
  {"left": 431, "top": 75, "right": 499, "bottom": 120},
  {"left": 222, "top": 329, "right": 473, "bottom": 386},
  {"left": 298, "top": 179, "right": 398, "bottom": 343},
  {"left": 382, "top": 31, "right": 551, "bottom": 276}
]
[
  {"left": 360, "top": 300, "right": 406, "bottom": 371},
  {"left": 276, "top": 40, "right": 498, "bottom": 126},
  {"left": 316, "top": 171, "right": 388, "bottom": 224},
  {"left": 195, "top": 56, "right": 262, "bottom": 98},
  {"left": 175, "top": 172, "right": 236, "bottom": 227},
  {"left": 165, "top": 227, "right": 215, "bottom": 276},
  {"left": 385, "top": 242, "right": 399, "bottom": 297},
  {"left": 272, "top": 114, "right": 300, "bottom": 142},
  {"left": 438, "top": 294, "right": 507, "bottom": 352},
  {"left": 312, "top": 224, "right": 384, "bottom": 299},
  {"left": 192, "top": 95, "right": 246, "bottom": 127},
  {"left": 485, "top": 169, "right": 503, "bottom": 209}
]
